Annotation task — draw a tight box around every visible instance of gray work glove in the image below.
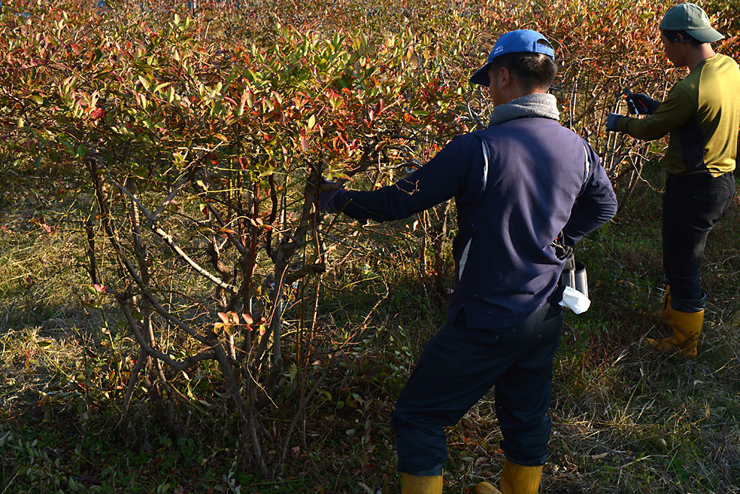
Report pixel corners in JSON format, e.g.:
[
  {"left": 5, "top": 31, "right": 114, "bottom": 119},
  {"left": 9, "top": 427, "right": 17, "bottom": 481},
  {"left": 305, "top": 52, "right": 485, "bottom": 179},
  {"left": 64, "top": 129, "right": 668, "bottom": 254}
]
[
  {"left": 625, "top": 91, "right": 660, "bottom": 115},
  {"left": 606, "top": 113, "right": 625, "bottom": 132}
]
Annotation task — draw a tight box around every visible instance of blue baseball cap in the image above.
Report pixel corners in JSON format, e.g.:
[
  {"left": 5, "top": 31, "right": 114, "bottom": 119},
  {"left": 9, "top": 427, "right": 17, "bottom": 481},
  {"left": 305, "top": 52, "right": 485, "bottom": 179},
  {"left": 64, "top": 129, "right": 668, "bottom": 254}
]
[{"left": 470, "top": 29, "right": 555, "bottom": 86}]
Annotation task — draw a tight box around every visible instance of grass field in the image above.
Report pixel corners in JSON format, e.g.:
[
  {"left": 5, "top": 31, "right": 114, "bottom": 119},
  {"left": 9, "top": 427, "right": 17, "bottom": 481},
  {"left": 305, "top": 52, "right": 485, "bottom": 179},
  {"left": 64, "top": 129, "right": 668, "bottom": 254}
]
[{"left": 2, "top": 159, "right": 740, "bottom": 493}]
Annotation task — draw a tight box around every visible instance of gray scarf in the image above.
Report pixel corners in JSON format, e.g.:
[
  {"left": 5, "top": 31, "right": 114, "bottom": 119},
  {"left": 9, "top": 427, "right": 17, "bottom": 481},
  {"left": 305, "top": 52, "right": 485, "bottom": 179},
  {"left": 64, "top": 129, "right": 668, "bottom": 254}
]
[{"left": 488, "top": 93, "right": 560, "bottom": 127}]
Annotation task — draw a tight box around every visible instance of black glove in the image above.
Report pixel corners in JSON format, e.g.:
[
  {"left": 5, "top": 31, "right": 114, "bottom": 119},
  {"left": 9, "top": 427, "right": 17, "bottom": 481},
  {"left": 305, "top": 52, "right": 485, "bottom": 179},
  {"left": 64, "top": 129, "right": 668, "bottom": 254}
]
[
  {"left": 606, "top": 113, "right": 624, "bottom": 132},
  {"left": 318, "top": 179, "right": 346, "bottom": 213},
  {"left": 625, "top": 92, "right": 659, "bottom": 115}
]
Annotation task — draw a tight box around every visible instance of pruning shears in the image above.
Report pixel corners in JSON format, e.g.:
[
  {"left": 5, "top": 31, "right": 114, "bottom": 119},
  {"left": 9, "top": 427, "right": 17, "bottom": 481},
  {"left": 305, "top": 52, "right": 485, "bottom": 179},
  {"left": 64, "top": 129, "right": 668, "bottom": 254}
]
[{"left": 622, "top": 88, "right": 650, "bottom": 115}]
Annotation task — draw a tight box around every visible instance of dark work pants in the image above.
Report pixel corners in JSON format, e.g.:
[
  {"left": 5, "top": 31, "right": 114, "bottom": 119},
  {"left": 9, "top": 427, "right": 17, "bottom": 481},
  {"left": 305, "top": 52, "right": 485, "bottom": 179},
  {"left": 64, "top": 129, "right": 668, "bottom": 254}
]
[
  {"left": 391, "top": 298, "right": 563, "bottom": 475},
  {"left": 663, "top": 173, "right": 735, "bottom": 306}
]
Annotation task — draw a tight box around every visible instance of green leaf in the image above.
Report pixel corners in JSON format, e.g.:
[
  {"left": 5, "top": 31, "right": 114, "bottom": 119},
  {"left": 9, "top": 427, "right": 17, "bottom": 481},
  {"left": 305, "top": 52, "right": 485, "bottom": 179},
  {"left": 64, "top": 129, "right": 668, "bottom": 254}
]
[
  {"left": 138, "top": 75, "right": 150, "bottom": 91},
  {"left": 289, "top": 362, "right": 297, "bottom": 382},
  {"left": 154, "top": 82, "right": 171, "bottom": 94}
]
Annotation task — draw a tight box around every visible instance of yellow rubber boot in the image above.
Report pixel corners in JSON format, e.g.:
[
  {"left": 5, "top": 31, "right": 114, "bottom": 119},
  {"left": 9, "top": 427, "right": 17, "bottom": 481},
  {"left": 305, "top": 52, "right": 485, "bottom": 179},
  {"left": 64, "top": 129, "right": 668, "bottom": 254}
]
[
  {"left": 474, "top": 481, "right": 501, "bottom": 494},
  {"left": 500, "top": 460, "right": 543, "bottom": 494},
  {"left": 474, "top": 459, "right": 543, "bottom": 494},
  {"left": 656, "top": 286, "right": 673, "bottom": 327},
  {"left": 646, "top": 308, "right": 704, "bottom": 358},
  {"left": 400, "top": 472, "right": 443, "bottom": 494}
]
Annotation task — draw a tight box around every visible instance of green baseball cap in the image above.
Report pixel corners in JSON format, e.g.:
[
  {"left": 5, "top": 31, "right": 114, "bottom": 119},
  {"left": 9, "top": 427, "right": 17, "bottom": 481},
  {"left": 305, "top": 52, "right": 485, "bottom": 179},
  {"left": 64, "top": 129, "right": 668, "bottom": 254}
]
[{"left": 659, "top": 3, "right": 724, "bottom": 43}]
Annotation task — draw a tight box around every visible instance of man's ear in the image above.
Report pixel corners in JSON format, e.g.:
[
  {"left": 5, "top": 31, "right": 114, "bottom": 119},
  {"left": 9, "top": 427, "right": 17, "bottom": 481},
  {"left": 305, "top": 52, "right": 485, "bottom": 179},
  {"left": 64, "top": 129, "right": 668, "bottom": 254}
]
[
  {"left": 497, "top": 66, "right": 512, "bottom": 88},
  {"left": 673, "top": 33, "right": 683, "bottom": 44}
]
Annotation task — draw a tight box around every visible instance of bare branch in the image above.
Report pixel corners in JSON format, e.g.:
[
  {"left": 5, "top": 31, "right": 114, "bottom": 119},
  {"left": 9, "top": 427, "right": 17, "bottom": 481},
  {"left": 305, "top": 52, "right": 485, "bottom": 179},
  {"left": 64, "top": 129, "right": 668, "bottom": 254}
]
[
  {"left": 152, "top": 169, "right": 198, "bottom": 221},
  {"left": 151, "top": 224, "right": 239, "bottom": 294},
  {"left": 101, "top": 168, "right": 239, "bottom": 294},
  {"left": 118, "top": 297, "right": 216, "bottom": 372}
]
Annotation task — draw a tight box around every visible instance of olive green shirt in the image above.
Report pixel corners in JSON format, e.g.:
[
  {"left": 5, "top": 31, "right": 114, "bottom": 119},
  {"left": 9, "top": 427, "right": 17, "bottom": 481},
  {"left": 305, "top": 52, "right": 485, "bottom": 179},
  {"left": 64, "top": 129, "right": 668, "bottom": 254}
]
[{"left": 618, "top": 54, "right": 740, "bottom": 177}]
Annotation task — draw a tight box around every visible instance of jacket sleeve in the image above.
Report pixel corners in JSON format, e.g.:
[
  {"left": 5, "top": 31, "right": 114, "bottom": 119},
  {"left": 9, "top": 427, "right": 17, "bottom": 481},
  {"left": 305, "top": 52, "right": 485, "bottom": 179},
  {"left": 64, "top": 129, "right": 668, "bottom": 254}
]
[
  {"left": 334, "top": 135, "right": 478, "bottom": 222},
  {"left": 562, "top": 142, "right": 618, "bottom": 246},
  {"left": 618, "top": 83, "right": 697, "bottom": 141}
]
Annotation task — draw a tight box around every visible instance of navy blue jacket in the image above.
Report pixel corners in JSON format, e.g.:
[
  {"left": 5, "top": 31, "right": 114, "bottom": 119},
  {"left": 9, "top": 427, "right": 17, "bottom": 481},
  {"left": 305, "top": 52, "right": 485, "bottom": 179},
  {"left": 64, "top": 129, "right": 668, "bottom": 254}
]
[{"left": 335, "top": 116, "right": 617, "bottom": 328}]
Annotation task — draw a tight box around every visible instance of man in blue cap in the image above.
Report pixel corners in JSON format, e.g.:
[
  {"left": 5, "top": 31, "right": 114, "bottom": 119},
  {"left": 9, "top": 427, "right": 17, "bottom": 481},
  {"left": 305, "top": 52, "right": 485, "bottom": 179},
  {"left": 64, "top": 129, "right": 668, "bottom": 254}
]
[
  {"left": 322, "top": 29, "right": 617, "bottom": 493},
  {"left": 607, "top": 3, "right": 740, "bottom": 358}
]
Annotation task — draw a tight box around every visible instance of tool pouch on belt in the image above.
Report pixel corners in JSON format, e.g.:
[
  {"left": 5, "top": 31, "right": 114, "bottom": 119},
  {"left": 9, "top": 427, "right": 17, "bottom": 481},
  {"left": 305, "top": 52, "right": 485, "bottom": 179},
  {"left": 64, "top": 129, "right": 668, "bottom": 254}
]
[{"left": 554, "top": 238, "right": 588, "bottom": 298}]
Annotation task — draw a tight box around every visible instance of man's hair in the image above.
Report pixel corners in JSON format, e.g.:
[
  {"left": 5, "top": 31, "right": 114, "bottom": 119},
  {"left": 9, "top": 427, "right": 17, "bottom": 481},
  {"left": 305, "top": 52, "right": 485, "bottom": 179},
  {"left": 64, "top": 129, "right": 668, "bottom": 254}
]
[
  {"left": 661, "top": 29, "right": 704, "bottom": 47},
  {"left": 489, "top": 52, "right": 558, "bottom": 93}
]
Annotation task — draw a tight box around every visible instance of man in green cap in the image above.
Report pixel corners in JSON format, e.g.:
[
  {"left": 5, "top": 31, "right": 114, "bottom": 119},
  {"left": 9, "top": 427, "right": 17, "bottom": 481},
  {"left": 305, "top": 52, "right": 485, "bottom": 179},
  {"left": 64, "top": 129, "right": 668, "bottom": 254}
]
[{"left": 606, "top": 3, "right": 740, "bottom": 357}]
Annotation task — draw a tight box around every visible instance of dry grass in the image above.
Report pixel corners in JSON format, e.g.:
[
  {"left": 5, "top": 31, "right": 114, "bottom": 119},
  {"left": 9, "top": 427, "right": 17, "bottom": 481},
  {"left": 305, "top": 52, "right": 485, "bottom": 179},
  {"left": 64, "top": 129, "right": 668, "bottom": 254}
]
[{"left": 3, "top": 165, "right": 740, "bottom": 493}]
